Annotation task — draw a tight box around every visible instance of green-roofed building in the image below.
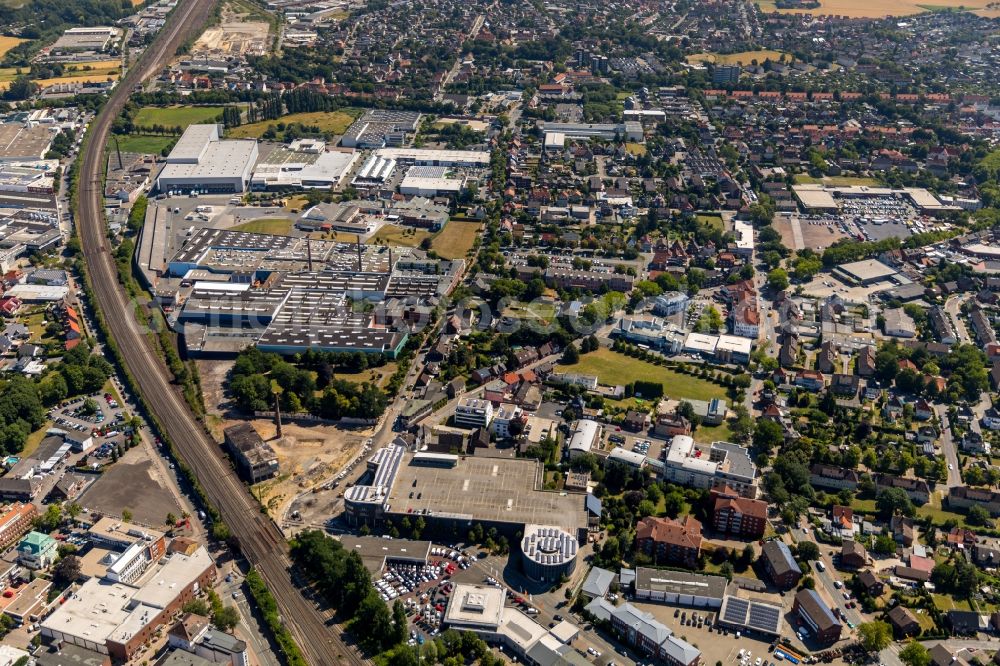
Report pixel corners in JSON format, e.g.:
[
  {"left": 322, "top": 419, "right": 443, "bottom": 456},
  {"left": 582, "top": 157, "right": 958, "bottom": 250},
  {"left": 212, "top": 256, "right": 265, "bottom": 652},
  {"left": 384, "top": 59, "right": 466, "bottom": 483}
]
[{"left": 18, "top": 530, "right": 57, "bottom": 570}]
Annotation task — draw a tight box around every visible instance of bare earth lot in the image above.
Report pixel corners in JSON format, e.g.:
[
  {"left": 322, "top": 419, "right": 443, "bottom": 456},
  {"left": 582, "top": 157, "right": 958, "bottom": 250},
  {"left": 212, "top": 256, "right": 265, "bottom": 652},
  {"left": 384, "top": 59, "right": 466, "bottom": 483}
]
[
  {"left": 758, "top": 0, "right": 984, "bottom": 16},
  {"left": 198, "top": 360, "right": 367, "bottom": 521},
  {"left": 773, "top": 215, "right": 848, "bottom": 252},
  {"left": 77, "top": 448, "right": 183, "bottom": 528}
]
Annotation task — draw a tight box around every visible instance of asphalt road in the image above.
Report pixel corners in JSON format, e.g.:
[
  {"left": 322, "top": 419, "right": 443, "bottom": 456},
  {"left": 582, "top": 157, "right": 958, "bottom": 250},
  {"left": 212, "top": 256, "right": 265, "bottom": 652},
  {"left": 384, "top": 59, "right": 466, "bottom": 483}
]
[{"left": 74, "top": 0, "right": 367, "bottom": 664}]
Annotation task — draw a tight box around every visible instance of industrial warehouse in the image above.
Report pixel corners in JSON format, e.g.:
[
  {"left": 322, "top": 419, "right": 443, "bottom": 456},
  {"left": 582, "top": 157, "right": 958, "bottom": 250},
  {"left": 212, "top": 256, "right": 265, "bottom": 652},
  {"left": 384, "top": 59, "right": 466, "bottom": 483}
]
[{"left": 159, "top": 226, "right": 464, "bottom": 356}]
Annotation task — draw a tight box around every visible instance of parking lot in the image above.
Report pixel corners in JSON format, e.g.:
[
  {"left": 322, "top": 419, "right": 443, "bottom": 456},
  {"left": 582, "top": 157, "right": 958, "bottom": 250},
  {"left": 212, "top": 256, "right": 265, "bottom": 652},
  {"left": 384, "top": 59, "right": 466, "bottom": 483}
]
[
  {"left": 604, "top": 430, "right": 664, "bottom": 461},
  {"left": 374, "top": 546, "right": 477, "bottom": 644},
  {"left": 50, "top": 391, "right": 131, "bottom": 458}
]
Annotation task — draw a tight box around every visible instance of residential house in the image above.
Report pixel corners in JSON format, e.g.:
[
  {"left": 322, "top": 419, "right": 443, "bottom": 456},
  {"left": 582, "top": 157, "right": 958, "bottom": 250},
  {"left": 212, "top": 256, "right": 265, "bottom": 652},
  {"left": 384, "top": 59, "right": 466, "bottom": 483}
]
[
  {"left": 887, "top": 605, "right": 920, "bottom": 638},
  {"left": 840, "top": 539, "right": 868, "bottom": 569},
  {"left": 760, "top": 540, "right": 802, "bottom": 590}
]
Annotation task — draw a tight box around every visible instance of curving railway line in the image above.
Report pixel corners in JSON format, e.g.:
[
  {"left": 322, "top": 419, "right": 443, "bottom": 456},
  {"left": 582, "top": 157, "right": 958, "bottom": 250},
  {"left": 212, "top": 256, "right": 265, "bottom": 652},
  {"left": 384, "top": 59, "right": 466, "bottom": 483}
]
[{"left": 75, "top": 1, "right": 366, "bottom": 664}]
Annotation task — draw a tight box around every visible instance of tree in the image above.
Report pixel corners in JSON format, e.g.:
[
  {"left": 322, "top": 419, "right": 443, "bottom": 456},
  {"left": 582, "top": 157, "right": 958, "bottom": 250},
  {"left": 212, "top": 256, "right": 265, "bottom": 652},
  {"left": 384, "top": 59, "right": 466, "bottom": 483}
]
[
  {"left": 166, "top": 512, "right": 178, "bottom": 527},
  {"left": 121, "top": 509, "right": 133, "bottom": 523},
  {"left": 213, "top": 605, "right": 241, "bottom": 631},
  {"left": 875, "top": 487, "right": 915, "bottom": 519},
  {"left": 561, "top": 344, "right": 580, "bottom": 365},
  {"left": 53, "top": 555, "right": 81, "bottom": 586},
  {"left": 752, "top": 419, "right": 784, "bottom": 454},
  {"left": 182, "top": 598, "right": 211, "bottom": 616},
  {"left": 967, "top": 504, "right": 992, "bottom": 527},
  {"left": 857, "top": 621, "right": 892, "bottom": 652},
  {"left": 767, "top": 268, "right": 789, "bottom": 291},
  {"left": 899, "top": 641, "right": 931, "bottom": 666},
  {"left": 392, "top": 599, "right": 408, "bottom": 645},
  {"left": 796, "top": 541, "right": 819, "bottom": 562}
]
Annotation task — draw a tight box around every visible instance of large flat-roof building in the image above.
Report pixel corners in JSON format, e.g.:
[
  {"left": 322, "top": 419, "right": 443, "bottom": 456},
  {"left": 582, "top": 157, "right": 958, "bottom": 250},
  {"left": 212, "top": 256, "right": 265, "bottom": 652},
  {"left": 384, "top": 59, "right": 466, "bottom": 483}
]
[
  {"left": 250, "top": 142, "right": 359, "bottom": 190},
  {"left": 41, "top": 548, "right": 215, "bottom": 661},
  {"left": 661, "top": 437, "right": 757, "bottom": 498},
  {"left": 633, "top": 568, "right": 729, "bottom": 608},
  {"left": 833, "top": 259, "right": 899, "bottom": 286},
  {"left": 156, "top": 125, "right": 258, "bottom": 194},
  {"left": 341, "top": 110, "right": 421, "bottom": 149},
  {"left": 344, "top": 446, "right": 589, "bottom": 540}
]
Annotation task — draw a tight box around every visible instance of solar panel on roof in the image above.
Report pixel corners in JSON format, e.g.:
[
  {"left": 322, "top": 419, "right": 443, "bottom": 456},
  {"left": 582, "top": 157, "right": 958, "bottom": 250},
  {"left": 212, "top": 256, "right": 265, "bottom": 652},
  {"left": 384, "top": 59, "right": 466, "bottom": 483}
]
[
  {"left": 722, "top": 597, "right": 749, "bottom": 624},
  {"left": 747, "top": 602, "right": 781, "bottom": 631}
]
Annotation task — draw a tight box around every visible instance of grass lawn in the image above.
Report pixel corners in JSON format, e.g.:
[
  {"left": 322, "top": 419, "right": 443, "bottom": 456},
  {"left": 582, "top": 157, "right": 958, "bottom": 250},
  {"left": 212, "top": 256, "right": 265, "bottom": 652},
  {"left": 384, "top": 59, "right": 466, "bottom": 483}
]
[
  {"left": 133, "top": 106, "right": 225, "bottom": 130},
  {"left": 696, "top": 214, "right": 724, "bottom": 230},
  {"left": 932, "top": 593, "right": 972, "bottom": 611},
  {"left": 371, "top": 224, "right": 432, "bottom": 248},
  {"left": 109, "top": 134, "right": 176, "bottom": 155},
  {"left": 0, "top": 36, "right": 26, "bottom": 58},
  {"left": 850, "top": 498, "right": 877, "bottom": 513},
  {"left": 693, "top": 421, "right": 732, "bottom": 444},
  {"left": 226, "top": 110, "right": 362, "bottom": 139},
  {"left": 917, "top": 491, "right": 976, "bottom": 527},
  {"left": 563, "top": 349, "right": 727, "bottom": 401},
  {"left": 21, "top": 423, "right": 53, "bottom": 458},
  {"left": 625, "top": 143, "right": 647, "bottom": 157},
  {"left": 230, "top": 217, "right": 294, "bottom": 235},
  {"left": 503, "top": 301, "right": 559, "bottom": 326},
  {"left": 432, "top": 221, "right": 481, "bottom": 260},
  {"left": 793, "top": 174, "right": 880, "bottom": 186}
]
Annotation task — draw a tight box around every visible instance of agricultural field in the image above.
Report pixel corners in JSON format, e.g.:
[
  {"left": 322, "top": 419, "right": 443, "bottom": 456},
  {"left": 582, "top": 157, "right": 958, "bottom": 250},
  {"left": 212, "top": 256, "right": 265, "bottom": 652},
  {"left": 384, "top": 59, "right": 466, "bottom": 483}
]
[
  {"left": 431, "top": 221, "right": 481, "bottom": 260},
  {"left": 230, "top": 218, "right": 294, "bottom": 235},
  {"left": 0, "top": 36, "right": 26, "bottom": 58},
  {"left": 132, "top": 105, "right": 225, "bottom": 130},
  {"left": 561, "top": 349, "right": 728, "bottom": 402},
  {"left": 756, "top": 0, "right": 983, "bottom": 16},
  {"left": 687, "top": 50, "right": 785, "bottom": 65},
  {"left": 0, "top": 59, "right": 120, "bottom": 91},
  {"left": 226, "top": 110, "right": 362, "bottom": 139}
]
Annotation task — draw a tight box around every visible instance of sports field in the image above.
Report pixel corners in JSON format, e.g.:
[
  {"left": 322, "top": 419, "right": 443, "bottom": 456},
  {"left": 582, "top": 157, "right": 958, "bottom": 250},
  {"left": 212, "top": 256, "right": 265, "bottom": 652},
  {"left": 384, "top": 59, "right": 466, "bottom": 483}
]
[
  {"left": 226, "top": 110, "right": 362, "bottom": 139},
  {"left": 431, "top": 221, "right": 480, "bottom": 260},
  {"left": 757, "top": 0, "right": 982, "bottom": 16},
  {"left": 0, "top": 36, "right": 26, "bottom": 58},
  {"left": 133, "top": 106, "right": 225, "bottom": 129},
  {"left": 561, "top": 349, "right": 727, "bottom": 402},
  {"left": 687, "top": 50, "right": 785, "bottom": 65}
]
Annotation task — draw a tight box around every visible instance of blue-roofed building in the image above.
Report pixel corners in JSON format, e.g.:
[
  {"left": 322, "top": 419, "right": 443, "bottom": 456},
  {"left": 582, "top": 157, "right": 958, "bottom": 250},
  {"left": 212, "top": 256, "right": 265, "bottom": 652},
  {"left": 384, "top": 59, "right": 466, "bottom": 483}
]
[
  {"left": 761, "top": 540, "right": 802, "bottom": 590},
  {"left": 586, "top": 494, "right": 602, "bottom": 530},
  {"left": 793, "top": 588, "right": 842, "bottom": 644}
]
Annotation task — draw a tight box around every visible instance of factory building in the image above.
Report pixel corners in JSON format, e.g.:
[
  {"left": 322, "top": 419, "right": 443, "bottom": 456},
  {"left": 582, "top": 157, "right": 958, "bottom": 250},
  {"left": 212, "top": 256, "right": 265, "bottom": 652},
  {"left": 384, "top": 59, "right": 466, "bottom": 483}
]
[{"left": 156, "top": 125, "right": 258, "bottom": 194}]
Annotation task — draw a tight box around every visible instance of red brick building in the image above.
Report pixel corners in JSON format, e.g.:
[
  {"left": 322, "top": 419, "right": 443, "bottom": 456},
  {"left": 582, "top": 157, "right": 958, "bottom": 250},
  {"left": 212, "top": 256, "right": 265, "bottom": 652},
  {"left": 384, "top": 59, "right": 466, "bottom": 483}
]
[
  {"left": 711, "top": 488, "right": 767, "bottom": 539},
  {"left": 636, "top": 515, "right": 703, "bottom": 568}
]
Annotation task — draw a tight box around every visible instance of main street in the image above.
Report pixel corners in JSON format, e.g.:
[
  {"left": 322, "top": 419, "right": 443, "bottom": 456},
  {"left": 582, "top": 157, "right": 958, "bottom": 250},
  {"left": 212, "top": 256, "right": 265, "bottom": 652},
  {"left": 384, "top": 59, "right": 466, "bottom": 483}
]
[{"left": 74, "top": 0, "right": 368, "bottom": 663}]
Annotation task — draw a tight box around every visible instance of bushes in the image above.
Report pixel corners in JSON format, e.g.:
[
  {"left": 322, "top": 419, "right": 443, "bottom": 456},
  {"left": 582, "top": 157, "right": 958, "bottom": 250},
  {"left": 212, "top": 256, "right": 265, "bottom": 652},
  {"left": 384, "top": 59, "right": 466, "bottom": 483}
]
[{"left": 245, "top": 570, "right": 308, "bottom": 666}]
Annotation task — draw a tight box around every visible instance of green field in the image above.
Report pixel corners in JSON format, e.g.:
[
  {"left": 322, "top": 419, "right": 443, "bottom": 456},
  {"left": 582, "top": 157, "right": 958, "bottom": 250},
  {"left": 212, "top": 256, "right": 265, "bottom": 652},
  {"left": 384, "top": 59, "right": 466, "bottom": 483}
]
[
  {"left": 562, "top": 349, "right": 727, "bottom": 401},
  {"left": 226, "top": 110, "right": 362, "bottom": 139},
  {"left": 109, "top": 134, "right": 176, "bottom": 155},
  {"left": 793, "top": 174, "right": 880, "bottom": 186},
  {"left": 371, "top": 224, "right": 432, "bottom": 248},
  {"left": 432, "top": 221, "right": 481, "bottom": 260},
  {"left": 696, "top": 214, "right": 724, "bottom": 230},
  {"left": 230, "top": 218, "right": 294, "bottom": 235},
  {"left": 133, "top": 106, "right": 225, "bottom": 129}
]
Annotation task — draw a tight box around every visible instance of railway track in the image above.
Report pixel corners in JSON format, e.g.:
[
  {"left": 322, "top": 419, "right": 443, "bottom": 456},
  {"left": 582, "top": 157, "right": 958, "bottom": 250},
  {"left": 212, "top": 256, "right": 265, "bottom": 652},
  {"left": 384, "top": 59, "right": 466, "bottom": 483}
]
[{"left": 75, "top": 1, "right": 365, "bottom": 664}]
